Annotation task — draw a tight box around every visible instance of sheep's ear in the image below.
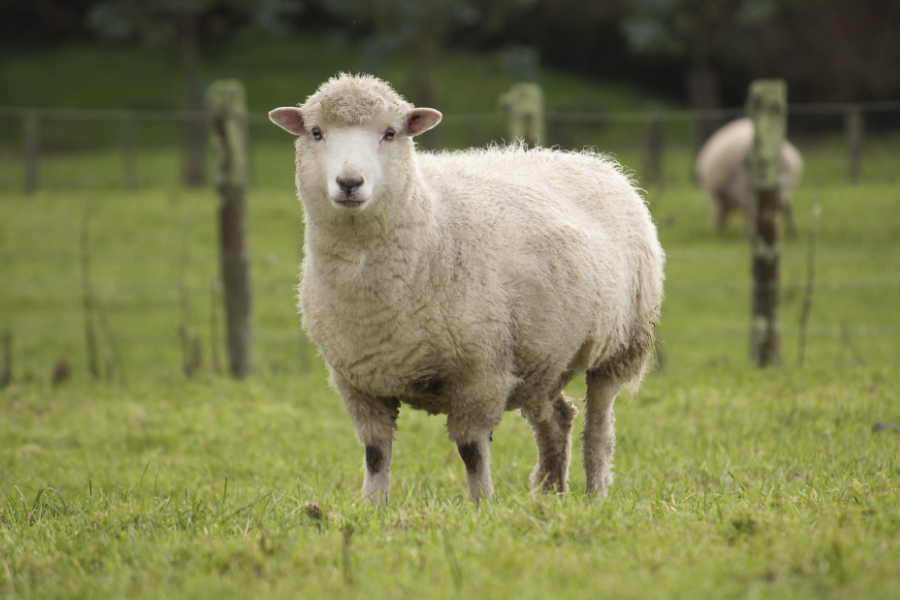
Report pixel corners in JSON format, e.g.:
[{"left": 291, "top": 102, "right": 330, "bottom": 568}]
[
  {"left": 269, "top": 107, "right": 305, "bottom": 135},
  {"left": 406, "top": 108, "right": 442, "bottom": 136}
]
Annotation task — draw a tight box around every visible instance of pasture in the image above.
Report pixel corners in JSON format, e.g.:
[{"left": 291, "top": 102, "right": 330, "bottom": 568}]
[
  {"left": 2, "top": 32, "right": 900, "bottom": 599},
  {"left": 2, "top": 173, "right": 899, "bottom": 598}
]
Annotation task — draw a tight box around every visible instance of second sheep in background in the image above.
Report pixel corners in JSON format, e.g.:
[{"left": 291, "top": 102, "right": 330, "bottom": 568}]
[{"left": 695, "top": 118, "right": 803, "bottom": 236}]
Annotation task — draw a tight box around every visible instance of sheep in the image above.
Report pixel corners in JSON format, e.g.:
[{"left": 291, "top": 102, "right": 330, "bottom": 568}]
[
  {"left": 269, "top": 73, "right": 665, "bottom": 503},
  {"left": 695, "top": 117, "right": 802, "bottom": 236}
]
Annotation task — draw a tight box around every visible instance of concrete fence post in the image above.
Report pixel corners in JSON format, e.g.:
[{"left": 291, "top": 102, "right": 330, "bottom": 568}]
[
  {"left": 207, "top": 80, "right": 252, "bottom": 379},
  {"left": 499, "top": 83, "right": 545, "bottom": 148},
  {"left": 747, "top": 79, "right": 786, "bottom": 367}
]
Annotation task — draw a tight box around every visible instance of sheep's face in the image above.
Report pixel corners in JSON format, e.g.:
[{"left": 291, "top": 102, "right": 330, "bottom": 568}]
[{"left": 269, "top": 106, "right": 441, "bottom": 217}]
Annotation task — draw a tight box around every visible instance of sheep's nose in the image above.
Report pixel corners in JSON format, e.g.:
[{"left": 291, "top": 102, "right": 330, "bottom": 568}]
[{"left": 337, "top": 176, "right": 364, "bottom": 195}]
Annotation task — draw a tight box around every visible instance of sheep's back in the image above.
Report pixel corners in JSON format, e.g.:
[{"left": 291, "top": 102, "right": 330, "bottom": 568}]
[
  {"left": 417, "top": 146, "right": 664, "bottom": 390},
  {"left": 695, "top": 118, "right": 754, "bottom": 193}
]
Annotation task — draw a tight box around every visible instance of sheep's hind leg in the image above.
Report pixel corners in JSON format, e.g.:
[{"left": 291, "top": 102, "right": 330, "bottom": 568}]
[
  {"left": 710, "top": 191, "right": 730, "bottom": 233},
  {"left": 332, "top": 372, "right": 400, "bottom": 505},
  {"left": 523, "top": 393, "right": 577, "bottom": 493},
  {"left": 582, "top": 371, "right": 622, "bottom": 499},
  {"left": 781, "top": 200, "right": 798, "bottom": 238}
]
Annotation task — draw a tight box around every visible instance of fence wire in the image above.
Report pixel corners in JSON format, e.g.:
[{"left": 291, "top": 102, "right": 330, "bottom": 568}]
[
  {"left": 1, "top": 100, "right": 899, "bottom": 191},
  {"left": 1, "top": 100, "right": 899, "bottom": 374},
  {"left": 3, "top": 99, "right": 900, "bottom": 122},
  {"left": 3, "top": 246, "right": 900, "bottom": 266}
]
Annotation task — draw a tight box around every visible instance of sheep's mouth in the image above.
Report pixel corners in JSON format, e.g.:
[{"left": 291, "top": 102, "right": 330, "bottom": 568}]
[{"left": 335, "top": 199, "right": 365, "bottom": 209}]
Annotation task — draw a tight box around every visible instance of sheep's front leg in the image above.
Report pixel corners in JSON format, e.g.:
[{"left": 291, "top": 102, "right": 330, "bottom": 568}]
[
  {"left": 455, "top": 434, "right": 494, "bottom": 502},
  {"left": 332, "top": 372, "right": 400, "bottom": 504},
  {"left": 582, "top": 371, "right": 622, "bottom": 499},
  {"left": 447, "top": 381, "right": 509, "bottom": 503}
]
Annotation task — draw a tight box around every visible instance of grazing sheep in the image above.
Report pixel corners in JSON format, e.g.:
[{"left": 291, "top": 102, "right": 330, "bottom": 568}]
[
  {"left": 270, "top": 74, "right": 665, "bottom": 503},
  {"left": 695, "top": 118, "right": 802, "bottom": 235}
]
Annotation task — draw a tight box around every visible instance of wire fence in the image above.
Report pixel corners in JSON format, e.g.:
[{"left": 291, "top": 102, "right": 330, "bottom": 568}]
[
  {"left": 2, "top": 246, "right": 898, "bottom": 329},
  {"left": 2, "top": 100, "right": 899, "bottom": 380},
  {"left": 2, "top": 243, "right": 897, "bottom": 381},
  {"left": 1, "top": 100, "right": 900, "bottom": 191}
]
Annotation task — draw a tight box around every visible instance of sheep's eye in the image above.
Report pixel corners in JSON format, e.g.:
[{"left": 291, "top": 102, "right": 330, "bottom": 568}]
[
  {"left": 311, "top": 126, "right": 323, "bottom": 141},
  {"left": 383, "top": 127, "right": 395, "bottom": 141}
]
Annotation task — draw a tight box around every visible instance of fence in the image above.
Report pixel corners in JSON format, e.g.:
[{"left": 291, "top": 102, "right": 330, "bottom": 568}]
[
  {"left": 1, "top": 96, "right": 899, "bottom": 383},
  {"left": 1, "top": 240, "right": 898, "bottom": 380},
  {"left": 2, "top": 100, "right": 900, "bottom": 191}
]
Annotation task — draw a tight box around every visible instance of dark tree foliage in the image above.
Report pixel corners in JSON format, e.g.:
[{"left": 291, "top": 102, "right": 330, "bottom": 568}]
[
  {"left": 87, "top": 0, "right": 299, "bottom": 52},
  {"left": 313, "top": 0, "right": 527, "bottom": 108},
  {"left": 2, "top": 0, "right": 897, "bottom": 108},
  {"left": 0, "top": 0, "right": 95, "bottom": 47},
  {"left": 619, "top": 0, "right": 774, "bottom": 140},
  {"left": 501, "top": 1, "right": 635, "bottom": 79},
  {"left": 751, "top": 0, "right": 900, "bottom": 103}
]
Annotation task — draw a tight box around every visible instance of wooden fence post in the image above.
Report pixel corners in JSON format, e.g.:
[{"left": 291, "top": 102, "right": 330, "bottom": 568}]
[
  {"left": 845, "top": 105, "right": 863, "bottom": 186},
  {"left": 641, "top": 103, "right": 664, "bottom": 186},
  {"left": 208, "top": 80, "right": 252, "bottom": 379},
  {"left": 499, "top": 83, "right": 545, "bottom": 148},
  {"left": 23, "top": 111, "right": 40, "bottom": 194},
  {"left": 747, "top": 79, "right": 786, "bottom": 367}
]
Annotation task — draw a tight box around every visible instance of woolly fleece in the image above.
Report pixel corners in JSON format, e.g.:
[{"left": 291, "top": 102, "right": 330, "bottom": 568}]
[{"left": 279, "top": 74, "right": 665, "bottom": 501}]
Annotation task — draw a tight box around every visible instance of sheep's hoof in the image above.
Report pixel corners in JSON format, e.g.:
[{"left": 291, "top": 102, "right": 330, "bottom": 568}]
[
  {"left": 530, "top": 469, "right": 567, "bottom": 495},
  {"left": 584, "top": 481, "right": 611, "bottom": 503},
  {"left": 363, "top": 491, "right": 389, "bottom": 506}
]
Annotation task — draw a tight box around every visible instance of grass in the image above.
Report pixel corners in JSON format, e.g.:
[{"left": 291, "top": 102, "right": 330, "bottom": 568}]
[
  {"left": 2, "top": 171, "right": 899, "bottom": 598},
  {"left": 2, "top": 181, "right": 898, "bottom": 379},
  {"left": 1, "top": 35, "right": 900, "bottom": 599},
  {"left": 2, "top": 366, "right": 898, "bottom": 599}
]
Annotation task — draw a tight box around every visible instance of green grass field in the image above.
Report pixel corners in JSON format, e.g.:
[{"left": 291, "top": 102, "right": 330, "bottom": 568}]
[
  {"left": 2, "top": 34, "right": 900, "bottom": 599},
  {"left": 2, "top": 174, "right": 899, "bottom": 598}
]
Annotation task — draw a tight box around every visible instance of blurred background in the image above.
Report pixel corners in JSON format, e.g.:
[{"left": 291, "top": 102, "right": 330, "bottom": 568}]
[
  {"left": 3, "top": 0, "right": 900, "bottom": 189},
  {"left": 1, "top": 0, "right": 898, "bottom": 384}
]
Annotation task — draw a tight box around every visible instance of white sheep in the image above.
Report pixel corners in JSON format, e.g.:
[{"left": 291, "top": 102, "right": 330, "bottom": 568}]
[
  {"left": 695, "top": 117, "right": 802, "bottom": 235},
  {"left": 269, "top": 74, "right": 665, "bottom": 503}
]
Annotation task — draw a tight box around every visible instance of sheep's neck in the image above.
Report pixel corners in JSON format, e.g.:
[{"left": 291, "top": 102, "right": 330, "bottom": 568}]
[{"left": 306, "top": 191, "right": 436, "bottom": 299}]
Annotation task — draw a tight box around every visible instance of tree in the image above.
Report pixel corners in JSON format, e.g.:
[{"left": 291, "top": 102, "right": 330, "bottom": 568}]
[
  {"left": 621, "top": 0, "right": 774, "bottom": 143},
  {"left": 0, "top": 0, "right": 94, "bottom": 47},
  {"left": 317, "top": 0, "right": 530, "bottom": 109},
  {"left": 88, "top": 0, "right": 300, "bottom": 186},
  {"left": 752, "top": 0, "right": 900, "bottom": 103}
]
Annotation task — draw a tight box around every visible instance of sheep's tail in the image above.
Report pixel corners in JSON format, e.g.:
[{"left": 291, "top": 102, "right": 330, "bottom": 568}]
[
  {"left": 590, "top": 322, "right": 657, "bottom": 393},
  {"left": 593, "top": 241, "right": 665, "bottom": 391}
]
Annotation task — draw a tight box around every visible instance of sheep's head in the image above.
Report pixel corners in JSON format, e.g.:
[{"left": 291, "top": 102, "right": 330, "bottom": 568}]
[{"left": 269, "top": 73, "right": 441, "bottom": 217}]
